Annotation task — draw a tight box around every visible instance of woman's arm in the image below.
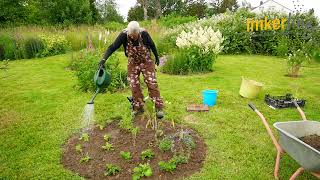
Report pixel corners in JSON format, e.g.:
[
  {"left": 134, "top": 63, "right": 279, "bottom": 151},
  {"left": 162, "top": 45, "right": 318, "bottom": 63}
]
[{"left": 101, "top": 32, "right": 126, "bottom": 62}]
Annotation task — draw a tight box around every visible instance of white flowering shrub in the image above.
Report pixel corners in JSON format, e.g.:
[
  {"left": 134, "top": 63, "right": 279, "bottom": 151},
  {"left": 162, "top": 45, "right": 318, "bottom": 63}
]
[
  {"left": 176, "top": 27, "right": 223, "bottom": 54},
  {"left": 161, "top": 27, "right": 223, "bottom": 74}
]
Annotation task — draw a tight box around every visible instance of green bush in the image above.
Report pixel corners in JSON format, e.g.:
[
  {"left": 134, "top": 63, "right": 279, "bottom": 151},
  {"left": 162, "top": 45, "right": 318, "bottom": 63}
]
[
  {"left": 39, "top": 34, "right": 71, "bottom": 57},
  {"left": 313, "top": 49, "right": 320, "bottom": 62},
  {"left": 0, "top": 34, "right": 16, "bottom": 60},
  {"left": 161, "top": 47, "right": 217, "bottom": 75},
  {"left": 13, "top": 35, "right": 25, "bottom": 60},
  {"left": 274, "top": 36, "right": 289, "bottom": 57},
  {"left": 104, "top": 22, "right": 126, "bottom": 31},
  {"left": 214, "top": 9, "right": 255, "bottom": 54},
  {"left": 70, "top": 50, "right": 128, "bottom": 92},
  {"left": 157, "top": 31, "right": 180, "bottom": 55},
  {"left": 23, "top": 37, "right": 45, "bottom": 59},
  {"left": 159, "top": 14, "right": 197, "bottom": 28},
  {"left": 161, "top": 50, "right": 189, "bottom": 75}
]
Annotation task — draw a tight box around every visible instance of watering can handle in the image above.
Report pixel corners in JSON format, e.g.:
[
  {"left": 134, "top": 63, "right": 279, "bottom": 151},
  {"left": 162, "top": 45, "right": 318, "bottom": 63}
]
[{"left": 248, "top": 103, "right": 257, "bottom": 111}]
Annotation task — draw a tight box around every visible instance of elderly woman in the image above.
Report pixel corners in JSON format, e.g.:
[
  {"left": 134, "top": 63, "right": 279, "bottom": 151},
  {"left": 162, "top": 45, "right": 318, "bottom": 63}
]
[{"left": 99, "top": 21, "right": 164, "bottom": 119}]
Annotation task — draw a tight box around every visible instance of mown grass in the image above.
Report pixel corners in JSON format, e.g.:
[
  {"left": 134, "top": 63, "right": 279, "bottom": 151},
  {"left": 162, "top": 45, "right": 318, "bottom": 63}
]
[{"left": 0, "top": 53, "right": 319, "bottom": 179}]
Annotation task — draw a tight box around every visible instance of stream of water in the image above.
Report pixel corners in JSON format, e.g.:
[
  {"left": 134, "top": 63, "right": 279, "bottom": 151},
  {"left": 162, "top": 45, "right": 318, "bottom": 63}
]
[{"left": 81, "top": 103, "right": 95, "bottom": 132}]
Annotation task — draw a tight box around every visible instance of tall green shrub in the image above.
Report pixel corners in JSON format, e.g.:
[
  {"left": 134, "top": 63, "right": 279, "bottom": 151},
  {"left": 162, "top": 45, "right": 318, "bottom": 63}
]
[
  {"left": 23, "top": 37, "right": 45, "bottom": 59},
  {"left": 70, "top": 50, "right": 127, "bottom": 92},
  {"left": 0, "top": 34, "right": 16, "bottom": 60},
  {"left": 40, "top": 34, "right": 71, "bottom": 57},
  {"left": 161, "top": 50, "right": 190, "bottom": 75}
]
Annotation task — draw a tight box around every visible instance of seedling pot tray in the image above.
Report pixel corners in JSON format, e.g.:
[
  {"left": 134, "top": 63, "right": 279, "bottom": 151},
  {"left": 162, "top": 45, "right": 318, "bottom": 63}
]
[{"left": 265, "top": 94, "right": 305, "bottom": 109}]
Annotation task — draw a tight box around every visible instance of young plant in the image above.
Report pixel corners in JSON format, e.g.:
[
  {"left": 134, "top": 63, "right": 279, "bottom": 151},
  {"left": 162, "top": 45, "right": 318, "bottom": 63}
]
[
  {"left": 179, "top": 130, "right": 196, "bottom": 150},
  {"left": 75, "top": 144, "right": 82, "bottom": 153},
  {"left": 158, "top": 160, "right": 176, "bottom": 173},
  {"left": 103, "top": 134, "right": 112, "bottom": 142},
  {"left": 144, "top": 98, "right": 158, "bottom": 131},
  {"left": 97, "top": 124, "right": 104, "bottom": 130},
  {"left": 120, "top": 151, "right": 132, "bottom": 160},
  {"left": 132, "top": 163, "right": 153, "bottom": 180},
  {"left": 80, "top": 153, "right": 91, "bottom": 163},
  {"left": 287, "top": 49, "right": 311, "bottom": 77},
  {"left": 141, "top": 149, "right": 154, "bottom": 160},
  {"left": 104, "top": 164, "right": 121, "bottom": 176},
  {"left": 171, "top": 154, "right": 188, "bottom": 164},
  {"left": 158, "top": 138, "right": 173, "bottom": 152},
  {"left": 79, "top": 133, "right": 89, "bottom": 142},
  {"left": 102, "top": 142, "right": 114, "bottom": 151},
  {"left": 132, "top": 127, "right": 139, "bottom": 147},
  {"left": 158, "top": 154, "right": 188, "bottom": 173}
]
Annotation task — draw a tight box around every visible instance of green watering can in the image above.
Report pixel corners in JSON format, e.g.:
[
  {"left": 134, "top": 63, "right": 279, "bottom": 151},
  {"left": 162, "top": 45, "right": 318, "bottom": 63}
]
[{"left": 87, "top": 67, "right": 111, "bottom": 104}]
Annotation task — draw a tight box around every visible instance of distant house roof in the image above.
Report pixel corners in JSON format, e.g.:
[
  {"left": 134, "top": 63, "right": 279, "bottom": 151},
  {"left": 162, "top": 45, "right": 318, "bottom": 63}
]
[{"left": 251, "top": 0, "right": 293, "bottom": 12}]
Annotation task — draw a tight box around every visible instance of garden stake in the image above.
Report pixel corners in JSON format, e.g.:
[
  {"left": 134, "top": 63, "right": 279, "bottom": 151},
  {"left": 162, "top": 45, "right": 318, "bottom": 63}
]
[{"left": 249, "top": 102, "right": 320, "bottom": 180}]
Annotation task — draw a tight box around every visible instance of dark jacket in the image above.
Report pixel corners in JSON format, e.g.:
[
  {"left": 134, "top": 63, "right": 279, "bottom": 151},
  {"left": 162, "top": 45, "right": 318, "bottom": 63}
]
[{"left": 103, "top": 30, "right": 159, "bottom": 62}]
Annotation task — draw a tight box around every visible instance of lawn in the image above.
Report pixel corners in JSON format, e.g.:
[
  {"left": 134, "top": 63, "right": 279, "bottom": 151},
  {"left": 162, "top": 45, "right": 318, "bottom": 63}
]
[{"left": 0, "top": 53, "right": 319, "bottom": 179}]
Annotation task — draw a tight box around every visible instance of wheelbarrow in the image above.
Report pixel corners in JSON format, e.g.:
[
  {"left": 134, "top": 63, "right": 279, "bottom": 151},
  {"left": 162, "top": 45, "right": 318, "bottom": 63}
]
[{"left": 249, "top": 102, "right": 320, "bottom": 179}]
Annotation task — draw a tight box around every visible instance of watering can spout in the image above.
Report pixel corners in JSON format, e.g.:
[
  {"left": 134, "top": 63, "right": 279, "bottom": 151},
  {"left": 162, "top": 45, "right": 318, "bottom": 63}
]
[{"left": 87, "top": 88, "right": 100, "bottom": 104}]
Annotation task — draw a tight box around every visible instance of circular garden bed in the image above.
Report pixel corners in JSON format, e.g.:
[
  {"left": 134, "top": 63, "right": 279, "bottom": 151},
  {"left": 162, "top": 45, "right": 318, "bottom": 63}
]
[{"left": 62, "top": 118, "right": 207, "bottom": 179}]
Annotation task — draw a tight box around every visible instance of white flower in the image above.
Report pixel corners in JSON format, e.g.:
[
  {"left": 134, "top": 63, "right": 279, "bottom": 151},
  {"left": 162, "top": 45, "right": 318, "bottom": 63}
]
[
  {"left": 176, "top": 26, "right": 223, "bottom": 55},
  {"left": 99, "top": 32, "right": 102, "bottom": 41}
]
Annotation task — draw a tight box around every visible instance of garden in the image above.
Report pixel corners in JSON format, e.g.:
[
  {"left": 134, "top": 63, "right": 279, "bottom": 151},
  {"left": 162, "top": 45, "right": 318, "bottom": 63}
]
[{"left": 1, "top": 1, "right": 320, "bottom": 180}]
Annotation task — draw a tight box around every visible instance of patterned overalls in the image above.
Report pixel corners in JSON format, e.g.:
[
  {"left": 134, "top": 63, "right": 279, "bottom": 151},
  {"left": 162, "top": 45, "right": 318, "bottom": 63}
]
[{"left": 126, "top": 32, "right": 164, "bottom": 111}]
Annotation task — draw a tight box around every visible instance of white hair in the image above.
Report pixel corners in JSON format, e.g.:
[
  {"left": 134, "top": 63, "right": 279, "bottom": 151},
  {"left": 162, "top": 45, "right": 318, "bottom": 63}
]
[{"left": 127, "top": 21, "right": 140, "bottom": 35}]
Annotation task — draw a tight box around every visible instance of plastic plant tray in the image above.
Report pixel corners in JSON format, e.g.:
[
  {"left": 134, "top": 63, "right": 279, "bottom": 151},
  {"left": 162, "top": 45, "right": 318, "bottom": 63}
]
[{"left": 265, "top": 94, "right": 305, "bottom": 109}]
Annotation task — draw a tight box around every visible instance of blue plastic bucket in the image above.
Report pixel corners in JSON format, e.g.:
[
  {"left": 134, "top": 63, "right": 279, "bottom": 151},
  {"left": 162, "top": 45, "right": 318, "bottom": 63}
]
[{"left": 202, "top": 90, "right": 218, "bottom": 107}]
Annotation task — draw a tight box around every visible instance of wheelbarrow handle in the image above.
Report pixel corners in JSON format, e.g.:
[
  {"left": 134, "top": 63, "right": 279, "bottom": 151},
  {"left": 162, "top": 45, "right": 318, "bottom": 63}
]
[
  {"left": 248, "top": 103, "right": 283, "bottom": 153},
  {"left": 248, "top": 103, "right": 257, "bottom": 111},
  {"left": 293, "top": 100, "right": 307, "bottom": 121}
]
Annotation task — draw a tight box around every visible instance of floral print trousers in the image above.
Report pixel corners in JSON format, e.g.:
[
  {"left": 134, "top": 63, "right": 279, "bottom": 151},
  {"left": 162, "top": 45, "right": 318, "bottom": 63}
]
[{"left": 127, "top": 58, "right": 164, "bottom": 111}]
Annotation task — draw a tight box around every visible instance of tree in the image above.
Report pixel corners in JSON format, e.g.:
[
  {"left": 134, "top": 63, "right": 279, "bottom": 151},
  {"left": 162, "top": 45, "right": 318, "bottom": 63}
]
[
  {"left": 96, "top": 0, "right": 124, "bottom": 23},
  {"left": 159, "top": 0, "right": 186, "bottom": 16},
  {"left": 155, "top": 0, "right": 162, "bottom": 18},
  {"left": 137, "top": 0, "right": 149, "bottom": 20},
  {"left": 209, "top": 0, "right": 238, "bottom": 14},
  {"left": 45, "top": 0, "right": 93, "bottom": 25},
  {"left": 0, "top": 0, "right": 29, "bottom": 25},
  {"left": 185, "top": 0, "right": 207, "bottom": 18},
  {"left": 89, "top": 0, "right": 99, "bottom": 24},
  {"left": 128, "top": 5, "right": 144, "bottom": 22}
]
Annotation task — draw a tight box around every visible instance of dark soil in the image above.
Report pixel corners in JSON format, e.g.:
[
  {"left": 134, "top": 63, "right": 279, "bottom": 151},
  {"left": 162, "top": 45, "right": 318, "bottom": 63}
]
[
  {"left": 61, "top": 118, "right": 207, "bottom": 180},
  {"left": 300, "top": 134, "right": 320, "bottom": 151}
]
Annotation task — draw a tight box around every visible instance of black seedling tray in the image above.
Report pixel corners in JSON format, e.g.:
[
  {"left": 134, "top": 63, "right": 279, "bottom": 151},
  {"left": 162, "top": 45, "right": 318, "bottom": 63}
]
[{"left": 265, "top": 94, "right": 306, "bottom": 109}]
